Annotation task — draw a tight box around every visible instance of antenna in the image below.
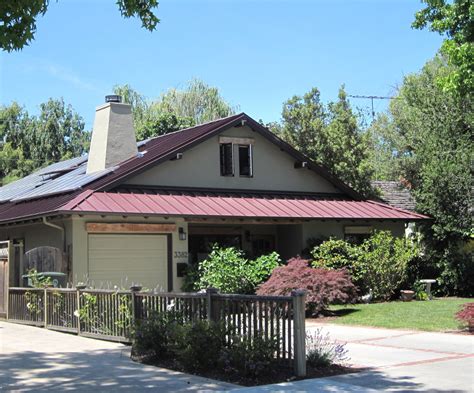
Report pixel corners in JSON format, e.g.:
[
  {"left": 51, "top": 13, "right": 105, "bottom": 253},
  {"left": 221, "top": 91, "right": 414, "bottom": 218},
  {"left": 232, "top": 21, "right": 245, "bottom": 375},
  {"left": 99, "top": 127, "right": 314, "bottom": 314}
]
[{"left": 347, "top": 94, "right": 400, "bottom": 119}]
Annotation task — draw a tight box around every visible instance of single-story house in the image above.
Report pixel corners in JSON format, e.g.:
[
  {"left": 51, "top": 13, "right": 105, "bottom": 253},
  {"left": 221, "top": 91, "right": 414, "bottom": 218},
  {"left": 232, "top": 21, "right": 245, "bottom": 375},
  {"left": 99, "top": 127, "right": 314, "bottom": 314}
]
[{"left": 0, "top": 97, "right": 427, "bottom": 313}]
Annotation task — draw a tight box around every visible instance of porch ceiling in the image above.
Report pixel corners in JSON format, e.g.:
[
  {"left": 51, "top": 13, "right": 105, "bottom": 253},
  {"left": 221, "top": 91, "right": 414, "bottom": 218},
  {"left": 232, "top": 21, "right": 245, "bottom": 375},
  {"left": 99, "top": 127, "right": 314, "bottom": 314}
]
[{"left": 67, "top": 192, "right": 428, "bottom": 221}]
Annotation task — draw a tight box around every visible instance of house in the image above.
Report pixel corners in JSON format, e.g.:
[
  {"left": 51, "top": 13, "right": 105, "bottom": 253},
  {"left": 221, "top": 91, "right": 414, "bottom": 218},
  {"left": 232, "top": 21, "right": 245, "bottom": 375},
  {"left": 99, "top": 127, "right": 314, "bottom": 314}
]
[
  {"left": 0, "top": 97, "right": 427, "bottom": 311},
  {"left": 372, "top": 180, "right": 416, "bottom": 212}
]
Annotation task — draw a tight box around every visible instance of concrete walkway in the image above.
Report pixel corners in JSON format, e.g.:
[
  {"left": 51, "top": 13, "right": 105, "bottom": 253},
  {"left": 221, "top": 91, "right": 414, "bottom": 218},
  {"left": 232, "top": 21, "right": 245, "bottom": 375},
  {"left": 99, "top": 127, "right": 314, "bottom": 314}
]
[
  {"left": 0, "top": 321, "right": 236, "bottom": 392},
  {"left": 1, "top": 321, "right": 473, "bottom": 392},
  {"left": 234, "top": 323, "right": 474, "bottom": 393}
]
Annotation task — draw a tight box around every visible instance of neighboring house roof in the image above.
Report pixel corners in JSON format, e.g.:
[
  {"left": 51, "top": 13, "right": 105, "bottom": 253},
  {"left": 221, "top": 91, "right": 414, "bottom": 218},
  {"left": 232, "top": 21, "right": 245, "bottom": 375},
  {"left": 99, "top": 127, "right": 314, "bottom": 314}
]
[
  {"left": 0, "top": 113, "right": 428, "bottom": 224},
  {"left": 372, "top": 180, "right": 416, "bottom": 212}
]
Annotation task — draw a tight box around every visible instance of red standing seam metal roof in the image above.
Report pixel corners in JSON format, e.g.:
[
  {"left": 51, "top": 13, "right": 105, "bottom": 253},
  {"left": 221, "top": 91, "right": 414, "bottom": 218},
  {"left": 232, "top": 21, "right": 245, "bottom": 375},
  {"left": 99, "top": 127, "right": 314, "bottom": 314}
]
[{"left": 69, "top": 192, "right": 428, "bottom": 220}]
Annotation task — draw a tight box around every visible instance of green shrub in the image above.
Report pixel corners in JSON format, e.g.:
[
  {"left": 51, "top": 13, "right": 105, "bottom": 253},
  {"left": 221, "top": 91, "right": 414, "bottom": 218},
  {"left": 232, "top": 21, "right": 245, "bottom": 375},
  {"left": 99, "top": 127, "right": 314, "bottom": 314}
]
[
  {"left": 312, "top": 239, "right": 363, "bottom": 287},
  {"left": 194, "top": 246, "right": 281, "bottom": 294},
  {"left": 357, "top": 231, "right": 420, "bottom": 300},
  {"left": 173, "top": 320, "right": 229, "bottom": 371},
  {"left": 306, "top": 328, "right": 349, "bottom": 368},
  {"left": 219, "top": 333, "right": 279, "bottom": 378},
  {"left": 310, "top": 231, "right": 420, "bottom": 300},
  {"left": 131, "top": 311, "right": 184, "bottom": 361}
]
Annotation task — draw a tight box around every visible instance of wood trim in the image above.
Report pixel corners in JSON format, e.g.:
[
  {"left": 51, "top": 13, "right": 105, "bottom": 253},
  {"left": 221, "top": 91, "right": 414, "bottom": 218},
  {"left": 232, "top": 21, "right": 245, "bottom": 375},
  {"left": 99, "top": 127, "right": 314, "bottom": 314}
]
[
  {"left": 219, "top": 136, "right": 255, "bottom": 145},
  {"left": 86, "top": 223, "right": 176, "bottom": 233},
  {"left": 167, "top": 234, "right": 173, "bottom": 292},
  {"left": 185, "top": 218, "right": 306, "bottom": 225}
]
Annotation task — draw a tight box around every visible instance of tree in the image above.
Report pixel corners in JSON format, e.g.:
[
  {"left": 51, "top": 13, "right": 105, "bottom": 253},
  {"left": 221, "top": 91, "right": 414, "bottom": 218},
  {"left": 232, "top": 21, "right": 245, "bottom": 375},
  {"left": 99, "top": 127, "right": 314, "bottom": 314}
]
[
  {"left": 0, "top": 99, "right": 89, "bottom": 183},
  {"left": 370, "top": 56, "right": 473, "bottom": 295},
  {"left": 113, "top": 84, "right": 195, "bottom": 141},
  {"left": 114, "top": 79, "right": 236, "bottom": 140},
  {"left": 413, "top": 0, "right": 473, "bottom": 96},
  {"left": 278, "top": 86, "right": 375, "bottom": 197},
  {"left": 153, "top": 79, "right": 237, "bottom": 124},
  {"left": 0, "top": 0, "right": 159, "bottom": 52}
]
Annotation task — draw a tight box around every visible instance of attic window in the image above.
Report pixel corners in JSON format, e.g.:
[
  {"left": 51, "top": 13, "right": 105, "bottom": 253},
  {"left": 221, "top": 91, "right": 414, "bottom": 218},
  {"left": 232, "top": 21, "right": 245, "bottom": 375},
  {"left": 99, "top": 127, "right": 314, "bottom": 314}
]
[
  {"left": 220, "top": 143, "right": 234, "bottom": 176},
  {"left": 239, "top": 145, "right": 253, "bottom": 177}
]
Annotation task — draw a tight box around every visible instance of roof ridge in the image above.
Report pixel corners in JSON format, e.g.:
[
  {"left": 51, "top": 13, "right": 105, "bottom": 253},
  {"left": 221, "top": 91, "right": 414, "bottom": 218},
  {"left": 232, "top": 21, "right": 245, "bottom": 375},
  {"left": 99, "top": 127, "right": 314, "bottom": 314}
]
[{"left": 138, "top": 112, "right": 245, "bottom": 145}]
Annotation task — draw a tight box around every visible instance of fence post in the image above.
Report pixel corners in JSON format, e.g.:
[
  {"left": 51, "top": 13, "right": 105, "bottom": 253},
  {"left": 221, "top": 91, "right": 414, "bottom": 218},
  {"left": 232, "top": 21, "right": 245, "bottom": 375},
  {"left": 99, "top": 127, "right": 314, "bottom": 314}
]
[
  {"left": 292, "top": 289, "right": 306, "bottom": 377},
  {"left": 130, "top": 285, "right": 142, "bottom": 328},
  {"left": 76, "top": 284, "right": 86, "bottom": 335},
  {"left": 43, "top": 287, "right": 48, "bottom": 328},
  {"left": 206, "top": 288, "right": 218, "bottom": 322}
]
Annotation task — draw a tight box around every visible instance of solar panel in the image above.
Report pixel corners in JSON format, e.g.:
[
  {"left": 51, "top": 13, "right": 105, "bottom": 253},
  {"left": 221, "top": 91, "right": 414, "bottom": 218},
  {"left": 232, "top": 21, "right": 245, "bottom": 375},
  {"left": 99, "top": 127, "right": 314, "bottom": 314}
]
[
  {"left": 12, "top": 165, "right": 115, "bottom": 202},
  {"left": 0, "top": 156, "right": 88, "bottom": 203}
]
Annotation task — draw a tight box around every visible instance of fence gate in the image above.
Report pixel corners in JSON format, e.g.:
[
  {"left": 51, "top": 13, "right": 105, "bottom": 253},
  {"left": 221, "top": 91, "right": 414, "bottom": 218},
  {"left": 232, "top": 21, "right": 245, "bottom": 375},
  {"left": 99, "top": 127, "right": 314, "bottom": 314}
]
[{"left": 0, "top": 241, "right": 10, "bottom": 318}]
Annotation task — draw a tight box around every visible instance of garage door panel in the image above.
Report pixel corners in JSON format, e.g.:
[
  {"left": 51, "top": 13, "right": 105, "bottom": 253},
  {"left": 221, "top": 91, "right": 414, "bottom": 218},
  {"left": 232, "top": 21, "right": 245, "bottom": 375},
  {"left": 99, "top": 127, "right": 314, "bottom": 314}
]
[{"left": 88, "top": 234, "right": 168, "bottom": 290}]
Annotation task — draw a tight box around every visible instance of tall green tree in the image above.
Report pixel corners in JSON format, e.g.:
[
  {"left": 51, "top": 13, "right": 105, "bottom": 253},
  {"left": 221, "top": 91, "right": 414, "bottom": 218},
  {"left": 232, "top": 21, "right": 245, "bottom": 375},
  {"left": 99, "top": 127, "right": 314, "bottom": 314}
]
[
  {"left": 114, "top": 79, "right": 236, "bottom": 140},
  {"left": 0, "top": 0, "right": 160, "bottom": 52},
  {"left": 370, "top": 56, "right": 473, "bottom": 295},
  {"left": 153, "top": 79, "right": 237, "bottom": 124},
  {"left": 413, "top": 0, "right": 473, "bottom": 96},
  {"left": 0, "top": 99, "right": 89, "bottom": 183},
  {"left": 278, "top": 86, "right": 375, "bottom": 197}
]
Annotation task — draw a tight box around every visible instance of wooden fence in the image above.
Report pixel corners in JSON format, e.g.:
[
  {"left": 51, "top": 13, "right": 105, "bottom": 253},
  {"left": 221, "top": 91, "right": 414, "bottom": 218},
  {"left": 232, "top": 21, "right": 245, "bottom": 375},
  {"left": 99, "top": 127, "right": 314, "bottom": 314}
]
[{"left": 7, "top": 287, "right": 306, "bottom": 376}]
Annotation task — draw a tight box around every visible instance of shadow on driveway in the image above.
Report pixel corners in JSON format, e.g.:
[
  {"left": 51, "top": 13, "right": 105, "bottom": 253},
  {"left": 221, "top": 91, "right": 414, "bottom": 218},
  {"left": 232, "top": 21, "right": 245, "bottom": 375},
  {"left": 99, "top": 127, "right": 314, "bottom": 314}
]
[{"left": 0, "top": 348, "right": 234, "bottom": 392}]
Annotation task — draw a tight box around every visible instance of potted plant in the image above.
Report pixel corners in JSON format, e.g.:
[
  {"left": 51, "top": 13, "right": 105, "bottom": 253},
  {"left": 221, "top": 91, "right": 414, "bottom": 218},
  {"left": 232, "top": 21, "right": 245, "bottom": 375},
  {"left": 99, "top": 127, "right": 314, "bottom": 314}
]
[{"left": 400, "top": 290, "right": 415, "bottom": 302}]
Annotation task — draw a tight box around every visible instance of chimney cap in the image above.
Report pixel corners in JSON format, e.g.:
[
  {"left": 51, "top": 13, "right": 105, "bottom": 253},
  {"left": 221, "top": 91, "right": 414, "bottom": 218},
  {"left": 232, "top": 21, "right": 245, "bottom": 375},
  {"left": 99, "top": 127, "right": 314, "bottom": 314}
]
[{"left": 105, "top": 95, "right": 122, "bottom": 103}]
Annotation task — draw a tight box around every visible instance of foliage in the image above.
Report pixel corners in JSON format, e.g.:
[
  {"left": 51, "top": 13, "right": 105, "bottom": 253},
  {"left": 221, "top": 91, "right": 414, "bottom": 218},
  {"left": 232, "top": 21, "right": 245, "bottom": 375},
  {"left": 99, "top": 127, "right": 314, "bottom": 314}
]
[
  {"left": 219, "top": 333, "right": 279, "bottom": 378},
  {"left": 0, "top": 99, "right": 89, "bottom": 183},
  {"left": 114, "top": 79, "right": 236, "bottom": 140},
  {"left": 132, "top": 311, "right": 280, "bottom": 378},
  {"left": 132, "top": 310, "right": 184, "bottom": 361},
  {"left": 330, "top": 298, "right": 474, "bottom": 332},
  {"left": 153, "top": 78, "right": 237, "bottom": 125},
  {"left": 194, "top": 246, "right": 281, "bottom": 294},
  {"left": 256, "top": 257, "right": 357, "bottom": 315},
  {"left": 0, "top": 0, "right": 159, "bottom": 52},
  {"left": 311, "top": 239, "right": 363, "bottom": 287},
  {"left": 357, "top": 231, "right": 420, "bottom": 300},
  {"left": 368, "top": 57, "right": 473, "bottom": 296},
  {"left": 311, "top": 232, "right": 420, "bottom": 300},
  {"left": 278, "top": 86, "right": 375, "bottom": 197},
  {"left": 413, "top": 0, "right": 473, "bottom": 96},
  {"left": 413, "top": 281, "right": 429, "bottom": 301},
  {"left": 173, "top": 320, "right": 229, "bottom": 371},
  {"left": 455, "top": 302, "right": 474, "bottom": 328},
  {"left": 306, "top": 328, "right": 349, "bottom": 368},
  {"left": 26, "top": 268, "right": 53, "bottom": 288}
]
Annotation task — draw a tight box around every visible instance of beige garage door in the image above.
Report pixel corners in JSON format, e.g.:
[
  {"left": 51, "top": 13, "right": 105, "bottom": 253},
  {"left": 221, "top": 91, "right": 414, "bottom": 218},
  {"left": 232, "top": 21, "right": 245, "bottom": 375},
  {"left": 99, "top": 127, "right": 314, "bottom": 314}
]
[{"left": 88, "top": 234, "right": 168, "bottom": 291}]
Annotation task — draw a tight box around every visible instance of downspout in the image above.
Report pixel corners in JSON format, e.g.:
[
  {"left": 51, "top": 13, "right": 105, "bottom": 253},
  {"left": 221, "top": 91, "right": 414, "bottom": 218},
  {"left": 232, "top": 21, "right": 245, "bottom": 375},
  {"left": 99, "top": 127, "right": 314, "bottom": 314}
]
[{"left": 42, "top": 216, "right": 65, "bottom": 252}]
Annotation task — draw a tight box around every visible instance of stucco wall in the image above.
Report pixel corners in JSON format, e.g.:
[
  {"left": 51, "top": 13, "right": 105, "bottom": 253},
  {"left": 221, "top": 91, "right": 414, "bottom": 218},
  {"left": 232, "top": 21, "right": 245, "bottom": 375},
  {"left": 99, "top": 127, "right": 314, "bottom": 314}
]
[{"left": 125, "top": 126, "right": 342, "bottom": 194}]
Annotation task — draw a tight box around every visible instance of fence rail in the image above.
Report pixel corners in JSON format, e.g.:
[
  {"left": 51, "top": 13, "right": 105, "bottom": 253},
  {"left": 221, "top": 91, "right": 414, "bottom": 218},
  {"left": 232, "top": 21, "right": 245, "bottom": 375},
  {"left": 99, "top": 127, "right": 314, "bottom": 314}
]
[{"left": 7, "top": 286, "right": 306, "bottom": 376}]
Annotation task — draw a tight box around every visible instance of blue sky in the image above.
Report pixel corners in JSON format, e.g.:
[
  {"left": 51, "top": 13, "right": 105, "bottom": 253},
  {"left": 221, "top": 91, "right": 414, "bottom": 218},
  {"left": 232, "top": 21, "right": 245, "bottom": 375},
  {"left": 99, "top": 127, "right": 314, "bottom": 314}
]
[{"left": 0, "top": 0, "right": 442, "bottom": 129}]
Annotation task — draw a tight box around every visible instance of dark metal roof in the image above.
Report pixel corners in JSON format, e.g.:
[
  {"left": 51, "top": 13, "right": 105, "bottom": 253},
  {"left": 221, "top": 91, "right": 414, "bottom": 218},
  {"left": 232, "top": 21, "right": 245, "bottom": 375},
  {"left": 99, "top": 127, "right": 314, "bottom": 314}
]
[
  {"left": 372, "top": 181, "right": 416, "bottom": 212},
  {"left": 0, "top": 113, "right": 425, "bottom": 224}
]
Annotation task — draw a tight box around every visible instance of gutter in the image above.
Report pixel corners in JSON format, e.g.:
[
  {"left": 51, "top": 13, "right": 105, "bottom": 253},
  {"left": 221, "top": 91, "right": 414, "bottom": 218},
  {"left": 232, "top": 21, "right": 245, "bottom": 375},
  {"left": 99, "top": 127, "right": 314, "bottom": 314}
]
[{"left": 42, "top": 216, "right": 65, "bottom": 252}]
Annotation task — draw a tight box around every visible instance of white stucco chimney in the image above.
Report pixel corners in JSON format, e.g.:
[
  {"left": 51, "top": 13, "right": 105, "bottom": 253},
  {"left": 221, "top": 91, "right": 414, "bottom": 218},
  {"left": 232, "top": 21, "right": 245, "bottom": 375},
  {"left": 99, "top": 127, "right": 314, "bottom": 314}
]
[{"left": 86, "top": 96, "right": 138, "bottom": 174}]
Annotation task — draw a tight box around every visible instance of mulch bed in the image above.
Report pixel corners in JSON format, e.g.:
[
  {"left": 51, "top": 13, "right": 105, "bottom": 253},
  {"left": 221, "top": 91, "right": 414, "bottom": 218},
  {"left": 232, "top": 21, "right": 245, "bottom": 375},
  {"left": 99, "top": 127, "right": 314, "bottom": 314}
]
[{"left": 133, "top": 355, "right": 360, "bottom": 386}]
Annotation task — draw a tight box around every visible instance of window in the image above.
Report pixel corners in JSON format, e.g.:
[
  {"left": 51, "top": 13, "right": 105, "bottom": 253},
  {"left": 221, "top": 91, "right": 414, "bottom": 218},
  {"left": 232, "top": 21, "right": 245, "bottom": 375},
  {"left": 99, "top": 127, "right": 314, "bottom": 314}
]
[
  {"left": 239, "top": 144, "right": 253, "bottom": 177},
  {"left": 220, "top": 143, "right": 233, "bottom": 176},
  {"left": 344, "top": 226, "right": 372, "bottom": 245}
]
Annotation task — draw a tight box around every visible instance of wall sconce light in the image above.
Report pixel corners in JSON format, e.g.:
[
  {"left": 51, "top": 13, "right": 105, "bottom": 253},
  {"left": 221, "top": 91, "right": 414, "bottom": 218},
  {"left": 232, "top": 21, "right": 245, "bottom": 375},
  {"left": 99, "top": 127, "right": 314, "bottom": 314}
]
[{"left": 178, "top": 227, "right": 187, "bottom": 240}]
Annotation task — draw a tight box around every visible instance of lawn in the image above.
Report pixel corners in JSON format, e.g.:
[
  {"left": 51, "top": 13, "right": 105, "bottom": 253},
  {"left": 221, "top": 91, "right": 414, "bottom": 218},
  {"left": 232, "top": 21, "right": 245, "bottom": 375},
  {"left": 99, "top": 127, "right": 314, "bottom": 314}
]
[{"left": 327, "top": 298, "right": 473, "bottom": 332}]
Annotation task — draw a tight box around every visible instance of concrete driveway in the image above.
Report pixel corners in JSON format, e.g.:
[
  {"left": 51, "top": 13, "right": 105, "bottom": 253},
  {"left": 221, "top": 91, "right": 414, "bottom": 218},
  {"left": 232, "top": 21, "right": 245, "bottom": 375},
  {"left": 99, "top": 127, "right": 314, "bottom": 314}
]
[
  {"left": 1, "top": 321, "right": 473, "bottom": 392},
  {"left": 305, "top": 323, "right": 473, "bottom": 392},
  {"left": 0, "top": 321, "right": 236, "bottom": 392}
]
